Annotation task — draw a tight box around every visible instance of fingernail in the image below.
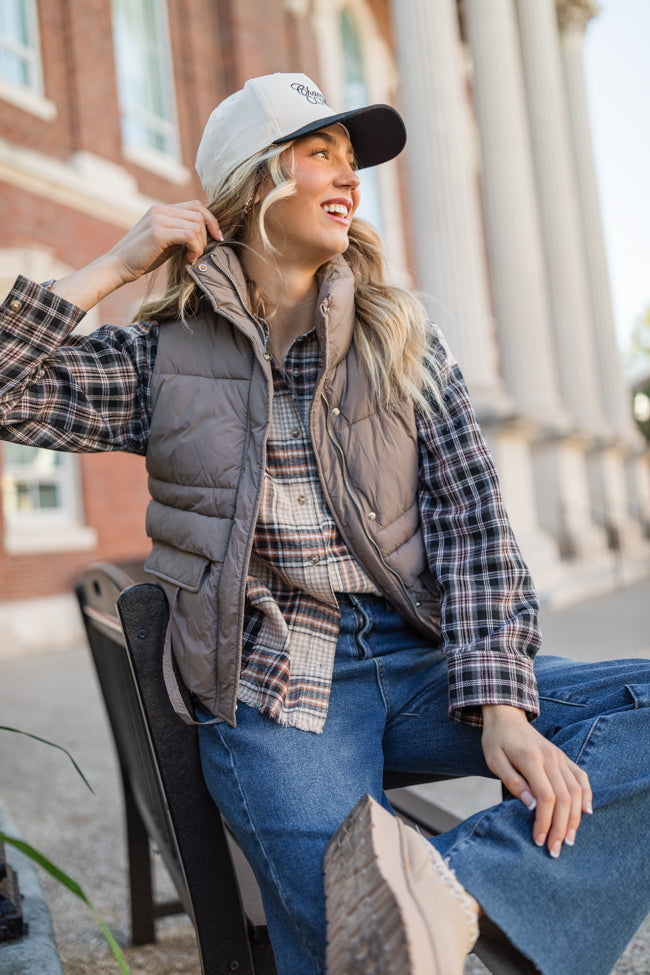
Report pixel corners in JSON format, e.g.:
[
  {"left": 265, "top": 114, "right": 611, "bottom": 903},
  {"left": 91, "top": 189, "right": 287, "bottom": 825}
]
[
  {"left": 218, "top": 231, "right": 225, "bottom": 241},
  {"left": 550, "top": 841, "right": 562, "bottom": 859},
  {"left": 565, "top": 830, "right": 576, "bottom": 847},
  {"left": 521, "top": 790, "right": 537, "bottom": 811},
  {"left": 586, "top": 802, "right": 593, "bottom": 815},
  {"left": 534, "top": 834, "right": 545, "bottom": 848}
]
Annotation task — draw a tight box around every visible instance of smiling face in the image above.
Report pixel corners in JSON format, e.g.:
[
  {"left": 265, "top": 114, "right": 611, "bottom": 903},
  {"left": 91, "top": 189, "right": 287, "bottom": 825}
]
[{"left": 255, "top": 124, "right": 361, "bottom": 271}]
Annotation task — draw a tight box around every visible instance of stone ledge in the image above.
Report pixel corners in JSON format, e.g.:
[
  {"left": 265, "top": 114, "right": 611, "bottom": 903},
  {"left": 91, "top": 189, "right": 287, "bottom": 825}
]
[{"left": 0, "top": 801, "right": 64, "bottom": 975}]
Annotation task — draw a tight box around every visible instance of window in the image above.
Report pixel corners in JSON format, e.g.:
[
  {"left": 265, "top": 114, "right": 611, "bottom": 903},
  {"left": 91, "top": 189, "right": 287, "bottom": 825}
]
[
  {"left": 0, "top": 0, "right": 42, "bottom": 92},
  {"left": 112, "top": 0, "right": 178, "bottom": 160},
  {"left": 0, "top": 250, "right": 98, "bottom": 554},
  {"left": 1, "top": 443, "right": 95, "bottom": 553},
  {"left": 339, "top": 9, "right": 382, "bottom": 233},
  {"left": 2, "top": 444, "right": 73, "bottom": 520}
]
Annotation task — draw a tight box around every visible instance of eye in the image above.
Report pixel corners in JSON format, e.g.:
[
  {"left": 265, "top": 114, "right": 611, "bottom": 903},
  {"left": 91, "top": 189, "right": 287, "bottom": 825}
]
[{"left": 312, "top": 147, "right": 329, "bottom": 158}]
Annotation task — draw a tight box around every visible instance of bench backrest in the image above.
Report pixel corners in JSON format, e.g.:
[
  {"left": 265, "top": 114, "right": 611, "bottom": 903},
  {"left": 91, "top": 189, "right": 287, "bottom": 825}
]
[{"left": 76, "top": 563, "right": 270, "bottom": 975}]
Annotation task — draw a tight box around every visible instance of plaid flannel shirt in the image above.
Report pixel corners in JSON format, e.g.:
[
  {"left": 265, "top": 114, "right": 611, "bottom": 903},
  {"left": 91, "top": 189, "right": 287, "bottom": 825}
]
[{"left": 0, "top": 276, "right": 541, "bottom": 732}]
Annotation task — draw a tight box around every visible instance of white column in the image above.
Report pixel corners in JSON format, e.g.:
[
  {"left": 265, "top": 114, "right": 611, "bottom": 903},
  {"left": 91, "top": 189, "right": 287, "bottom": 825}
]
[
  {"left": 557, "top": 0, "right": 650, "bottom": 547},
  {"left": 389, "top": 0, "right": 510, "bottom": 419},
  {"left": 516, "top": 0, "right": 604, "bottom": 432},
  {"left": 556, "top": 0, "right": 635, "bottom": 437},
  {"left": 461, "top": 0, "right": 566, "bottom": 429}
]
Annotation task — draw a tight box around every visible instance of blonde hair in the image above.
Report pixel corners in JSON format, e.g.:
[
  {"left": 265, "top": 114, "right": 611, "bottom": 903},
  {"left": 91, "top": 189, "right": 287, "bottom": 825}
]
[{"left": 136, "top": 143, "right": 444, "bottom": 412}]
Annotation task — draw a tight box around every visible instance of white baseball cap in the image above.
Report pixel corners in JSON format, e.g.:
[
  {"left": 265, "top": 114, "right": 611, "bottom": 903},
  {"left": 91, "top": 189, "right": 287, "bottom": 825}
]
[{"left": 195, "top": 72, "right": 406, "bottom": 200}]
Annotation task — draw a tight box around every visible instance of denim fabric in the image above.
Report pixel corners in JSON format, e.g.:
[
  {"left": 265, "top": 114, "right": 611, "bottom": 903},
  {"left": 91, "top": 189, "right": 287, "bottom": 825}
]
[{"left": 197, "top": 595, "right": 650, "bottom": 975}]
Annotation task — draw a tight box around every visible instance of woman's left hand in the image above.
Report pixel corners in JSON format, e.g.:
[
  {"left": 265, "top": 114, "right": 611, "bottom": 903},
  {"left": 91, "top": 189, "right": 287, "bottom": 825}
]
[{"left": 481, "top": 704, "right": 592, "bottom": 858}]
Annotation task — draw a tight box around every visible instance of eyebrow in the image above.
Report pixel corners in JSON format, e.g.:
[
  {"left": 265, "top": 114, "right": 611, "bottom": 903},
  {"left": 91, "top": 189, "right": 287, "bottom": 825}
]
[{"left": 302, "top": 129, "right": 356, "bottom": 158}]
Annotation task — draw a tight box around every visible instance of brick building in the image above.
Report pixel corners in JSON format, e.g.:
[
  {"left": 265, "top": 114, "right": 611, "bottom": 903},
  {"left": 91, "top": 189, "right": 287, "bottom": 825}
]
[{"left": 1, "top": 0, "right": 648, "bottom": 648}]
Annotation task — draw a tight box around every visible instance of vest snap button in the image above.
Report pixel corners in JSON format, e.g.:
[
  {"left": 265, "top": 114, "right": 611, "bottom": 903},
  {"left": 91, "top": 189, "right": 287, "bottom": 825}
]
[
  {"left": 367, "top": 511, "right": 376, "bottom": 521},
  {"left": 197, "top": 263, "right": 208, "bottom": 271},
  {"left": 263, "top": 352, "right": 271, "bottom": 360},
  {"left": 415, "top": 600, "right": 422, "bottom": 608},
  {"left": 332, "top": 407, "right": 340, "bottom": 416}
]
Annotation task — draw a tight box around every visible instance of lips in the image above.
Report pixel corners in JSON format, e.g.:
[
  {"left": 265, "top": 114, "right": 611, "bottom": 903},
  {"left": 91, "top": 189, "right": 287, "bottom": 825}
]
[{"left": 321, "top": 198, "right": 352, "bottom": 221}]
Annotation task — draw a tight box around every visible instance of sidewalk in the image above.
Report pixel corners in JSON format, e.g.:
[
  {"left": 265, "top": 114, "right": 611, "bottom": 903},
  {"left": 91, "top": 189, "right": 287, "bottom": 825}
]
[{"left": 0, "top": 577, "right": 648, "bottom": 974}]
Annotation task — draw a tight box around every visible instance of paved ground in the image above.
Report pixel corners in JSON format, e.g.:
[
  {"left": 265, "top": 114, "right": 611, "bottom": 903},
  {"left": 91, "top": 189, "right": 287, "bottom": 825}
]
[{"left": 0, "top": 576, "right": 649, "bottom": 975}]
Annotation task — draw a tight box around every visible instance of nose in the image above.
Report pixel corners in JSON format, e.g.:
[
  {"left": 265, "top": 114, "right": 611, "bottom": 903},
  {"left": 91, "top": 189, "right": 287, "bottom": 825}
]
[{"left": 335, "top": 159, "right": 361, "bottom": 190}]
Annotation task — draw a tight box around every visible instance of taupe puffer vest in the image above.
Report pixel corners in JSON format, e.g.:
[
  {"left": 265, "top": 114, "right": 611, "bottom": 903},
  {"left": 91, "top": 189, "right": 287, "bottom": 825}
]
[{"left": 144, "top": 247, "right": 441, "bottom": 726}]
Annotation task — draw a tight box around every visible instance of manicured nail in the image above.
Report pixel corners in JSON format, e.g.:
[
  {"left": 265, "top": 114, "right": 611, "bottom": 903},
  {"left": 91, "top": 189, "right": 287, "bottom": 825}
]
[
  {"left": 565, "top": 830, "right": 576, "bottom": 847},
  {"left": 534, "top": 834, "right": 545, "bottom": 848},
  {"left": 550, "top": 841, "right": 562, "bottom": 859},
  {"left": 521, "top": 790, "right": 537, "bottom": 811},
  {"left": 586, "top": 801, "right": 593, "bottom": 815},
  {"left": 218, "top": 230, "right": 224, "bottom": 241}
]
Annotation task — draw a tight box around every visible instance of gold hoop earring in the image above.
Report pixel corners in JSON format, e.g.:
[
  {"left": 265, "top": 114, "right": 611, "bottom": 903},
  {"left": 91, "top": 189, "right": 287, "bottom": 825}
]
[{"left": 243, "top": 196, "right": 254, "bottom": 215}]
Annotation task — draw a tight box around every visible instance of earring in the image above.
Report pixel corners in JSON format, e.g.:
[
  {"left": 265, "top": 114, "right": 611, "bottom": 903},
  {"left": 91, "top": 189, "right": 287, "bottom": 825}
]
[{"left": 243, "top": 196, "right": 254, "bottom": 215}]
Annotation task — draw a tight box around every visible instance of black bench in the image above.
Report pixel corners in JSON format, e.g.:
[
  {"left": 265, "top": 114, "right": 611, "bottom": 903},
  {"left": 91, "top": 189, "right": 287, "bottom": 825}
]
[{"left": 76, "top": 562, "right": 535, "bottom": 975}]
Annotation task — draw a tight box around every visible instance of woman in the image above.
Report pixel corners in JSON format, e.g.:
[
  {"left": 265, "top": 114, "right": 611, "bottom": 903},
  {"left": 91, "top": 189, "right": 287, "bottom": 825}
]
[{"left": 1, "top": 73, "right": 648, "bottom": 975}]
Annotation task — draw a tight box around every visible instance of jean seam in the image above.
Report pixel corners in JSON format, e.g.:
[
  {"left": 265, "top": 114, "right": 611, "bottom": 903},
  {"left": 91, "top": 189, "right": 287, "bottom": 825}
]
[
  {"left": 374, "top": 657, "right": 390, "bottom": 718},
  {"left": 214, "top": 725, "right": 322, "bottom": 971},
  {"left": 538, "top": 696, "right": 587, "bottom": 708},
  {"left": 435, "top": 804, "right": 503, "bottom": 862}
]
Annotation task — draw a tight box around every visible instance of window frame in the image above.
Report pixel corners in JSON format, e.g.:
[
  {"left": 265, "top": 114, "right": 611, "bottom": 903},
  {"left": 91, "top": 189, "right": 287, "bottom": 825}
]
[
  {"left": 0, "top": 0, "right": 56, "bottom": 119},
  {"left": 111, "top": 0, "right": 182, "bottom": 171}
]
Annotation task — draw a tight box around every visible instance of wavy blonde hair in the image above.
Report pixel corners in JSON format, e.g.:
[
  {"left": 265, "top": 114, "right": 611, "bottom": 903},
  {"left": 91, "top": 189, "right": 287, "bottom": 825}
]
[{"left": 136, "top": 142, "right": 444, "bottom": 412}]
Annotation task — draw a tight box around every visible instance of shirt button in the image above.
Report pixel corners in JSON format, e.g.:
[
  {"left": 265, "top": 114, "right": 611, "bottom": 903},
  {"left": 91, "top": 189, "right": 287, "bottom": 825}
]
[
  {"left": 291, "top": 428, "right": 300, "bottom": 438},
  {"left": 415, "top": 601, "right": 422, "bottom": 608},
  {"left": 293, "top": 369, "right": 301, "bottom": 378},
  {"left": 297, "top": 495, "right": 306, "bottom": 505},
  {"left": 332, "top": 407, "right": 340, "bottom": 416},
  {"left": 9, "top": 298, "right": 23, "bottom": 312},
  {"left": 309, "top": 555, "right": 320, "bottom": 565},
  {"left": 367, "top": 511, "right": 376, "bottom": 521}
]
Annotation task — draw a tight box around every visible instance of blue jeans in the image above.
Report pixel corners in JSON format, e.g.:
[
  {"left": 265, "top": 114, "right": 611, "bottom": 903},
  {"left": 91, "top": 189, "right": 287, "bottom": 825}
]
[{"left": 197, "top": 594, "right": 650, "bottom": 975}]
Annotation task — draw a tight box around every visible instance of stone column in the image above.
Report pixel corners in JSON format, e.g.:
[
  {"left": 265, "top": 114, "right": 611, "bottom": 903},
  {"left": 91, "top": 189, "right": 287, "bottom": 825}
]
[
  {"left": 516, "top": 0, "right": 603, "bottom": 432},
  {"left": 556, "top": 0, "right": 634, "bottom": 437},
  {"left": 514, "top": 0, "right": 608, "bottom": 556},
  {"left": 461, "top": 0, "right": 566, "bottom": 429},
  {"left": 389, "top": 0, "right": 510, "bottom": 419},
  {"left": 557, "top": 0, "right": 650, "bottom": 545},
  {"left": 392, "top": 0, "right": 564, "bottom": 578}
]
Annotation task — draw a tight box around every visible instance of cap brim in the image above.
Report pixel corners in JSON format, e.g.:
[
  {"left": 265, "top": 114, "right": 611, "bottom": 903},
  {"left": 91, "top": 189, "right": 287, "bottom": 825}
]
[{"left": 273, "top": 104, "right": 406, "bottom": 169}]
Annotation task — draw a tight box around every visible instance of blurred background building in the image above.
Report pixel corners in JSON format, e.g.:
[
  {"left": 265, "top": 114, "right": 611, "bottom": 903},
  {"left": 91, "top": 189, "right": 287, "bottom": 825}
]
[{"left": 1, "top": 0, "right": 649, "bottom": 650}]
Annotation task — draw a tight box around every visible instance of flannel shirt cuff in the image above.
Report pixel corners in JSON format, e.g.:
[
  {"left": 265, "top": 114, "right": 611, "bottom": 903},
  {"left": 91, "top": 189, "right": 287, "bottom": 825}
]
[
  {"left": 446, "top": 649, "right": 540, "bottom": 727},
  {"left": 1, "top": 275, "right": 86, "bottom": 354}
]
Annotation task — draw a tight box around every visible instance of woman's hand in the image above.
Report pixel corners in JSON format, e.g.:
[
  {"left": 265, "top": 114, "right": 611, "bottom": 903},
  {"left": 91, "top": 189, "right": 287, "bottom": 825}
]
[
  {"left": 481, "top": 704, "right": 592, "bottom": 858},
  {"left": 51, "top": 201, "right": 223, "bottom": 311},
  {"left": 108, "top": 201, "right": 223, "bottom": 284}
]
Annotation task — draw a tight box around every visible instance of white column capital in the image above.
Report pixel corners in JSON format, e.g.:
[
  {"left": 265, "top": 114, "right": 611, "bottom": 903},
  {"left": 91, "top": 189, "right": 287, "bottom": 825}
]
[{"left": 556, "top": 0, "right": 599, "bottom": 34}]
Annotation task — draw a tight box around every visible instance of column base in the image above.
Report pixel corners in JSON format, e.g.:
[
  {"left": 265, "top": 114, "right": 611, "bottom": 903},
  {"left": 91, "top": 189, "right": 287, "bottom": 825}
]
[
  {"left": 531, "top": 433, "right": 609, "bottom": 560},
  {"left": 587, "top": 442, "right": 649, "bottom": 553}
]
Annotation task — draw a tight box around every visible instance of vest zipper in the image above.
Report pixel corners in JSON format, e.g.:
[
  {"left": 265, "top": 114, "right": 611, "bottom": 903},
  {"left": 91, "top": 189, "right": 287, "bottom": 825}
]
[
  {"left": 192, "top": 257, "right": 272, "bottom": 718},
  {"left": 212, "top": 263, "right": 268, "bottom": 347},
  {"left": 320, "top": 392, "right": 428, "bottom": 627}
]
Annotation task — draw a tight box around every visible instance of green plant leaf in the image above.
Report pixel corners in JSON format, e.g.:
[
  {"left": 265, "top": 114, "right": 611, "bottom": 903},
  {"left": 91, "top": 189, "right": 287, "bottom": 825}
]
[
  {"left": 0, "top": 726, "right": 94, "bottom": 794},
  {"left": 1, "top": 831, "right": 130, "bottom": 975}
]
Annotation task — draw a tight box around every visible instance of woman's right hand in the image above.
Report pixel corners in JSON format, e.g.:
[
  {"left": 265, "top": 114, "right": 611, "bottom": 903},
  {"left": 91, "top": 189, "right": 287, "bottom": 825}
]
[
  {"left": 108, "top": 201, "right": 223, "bottom": 284},
  {"left": 50, "top": 201, "right": 223, "bottom": 311}
]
